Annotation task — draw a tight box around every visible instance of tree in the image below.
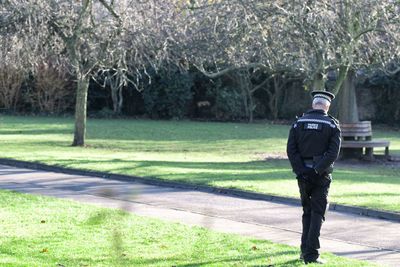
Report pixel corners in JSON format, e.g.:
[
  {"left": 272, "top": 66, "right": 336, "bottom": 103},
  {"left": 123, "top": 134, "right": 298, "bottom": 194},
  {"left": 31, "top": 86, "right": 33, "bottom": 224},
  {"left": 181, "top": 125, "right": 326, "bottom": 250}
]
[
  {"left": 182, "top": 0, "right": 399, "bottom": 123},
  {"left": 1, "top": 0, "right": 124, "bottom": 145},
  {"left": 181, "top": 0, "right": 301, "bottom": 122},
  {"left": 276, "top": 0, "right": 400, "bottom": 122},
  {"left": 1, "top": 0, "right": 186, "bottom": 145}
]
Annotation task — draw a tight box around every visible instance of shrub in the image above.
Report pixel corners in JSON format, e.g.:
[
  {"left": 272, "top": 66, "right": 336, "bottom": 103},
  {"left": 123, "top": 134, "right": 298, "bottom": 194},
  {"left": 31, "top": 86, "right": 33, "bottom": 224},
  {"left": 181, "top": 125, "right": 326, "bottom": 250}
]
[
  {"left": 143, "top": 68, "right": 193, "bottom": 119},
  {"left": 0, "top": 65, "right": 24, "bottom": 112},
  {"left": 366, "top": 71, "right": 400, "bottom": 124},
  {"left": 207, "top": 83, "right": 246, "bottom": 121},
  {"left": 29, "top": 63, "right": 74, "bottom": 114}
]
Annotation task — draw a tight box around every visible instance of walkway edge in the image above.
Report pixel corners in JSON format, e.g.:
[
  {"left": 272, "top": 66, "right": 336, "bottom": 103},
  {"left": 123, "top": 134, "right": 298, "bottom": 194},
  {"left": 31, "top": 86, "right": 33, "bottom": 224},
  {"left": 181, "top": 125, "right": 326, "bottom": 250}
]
[{"left": 1, "top": 157, "right": 399, "bottom": 222}]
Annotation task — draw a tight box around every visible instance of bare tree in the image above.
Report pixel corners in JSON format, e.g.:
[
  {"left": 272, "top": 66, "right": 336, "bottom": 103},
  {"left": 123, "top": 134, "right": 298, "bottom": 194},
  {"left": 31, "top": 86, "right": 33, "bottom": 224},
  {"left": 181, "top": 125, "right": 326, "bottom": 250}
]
[
  {"left": 179, "top": 1, "right": 300, "bottom": 121},
  {"left": 185, "top": 0, "right": 399, "bottom": 122},
  {"left": 2, "top": 0, "right": 398, "bottom": 127},
  {"left": 1, "top": 0, "right": 188, "bottom": 145},
  {"left": 275, "top": 0, "right": 400, "bottom": 122}
]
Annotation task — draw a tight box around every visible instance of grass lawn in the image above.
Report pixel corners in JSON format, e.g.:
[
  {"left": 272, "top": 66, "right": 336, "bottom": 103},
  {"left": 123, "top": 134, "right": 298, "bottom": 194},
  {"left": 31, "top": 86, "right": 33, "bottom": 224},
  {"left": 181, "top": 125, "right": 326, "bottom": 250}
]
[
  {"left": 0, "top": 115, "right": 400, "bottom": 212},
  {"left": 0, "top": 190, "right": 376, "bottom": 266}
]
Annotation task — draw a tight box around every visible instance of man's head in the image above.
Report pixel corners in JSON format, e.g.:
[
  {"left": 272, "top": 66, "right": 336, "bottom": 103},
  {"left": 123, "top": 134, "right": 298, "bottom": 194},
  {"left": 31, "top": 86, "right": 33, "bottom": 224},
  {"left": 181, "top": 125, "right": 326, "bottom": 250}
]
[
  {"left": 312, "top": 97, "right": 330, "bottom": 112},
  {"left": 310, "top": 90, "right": 335, "bottom": 112}
]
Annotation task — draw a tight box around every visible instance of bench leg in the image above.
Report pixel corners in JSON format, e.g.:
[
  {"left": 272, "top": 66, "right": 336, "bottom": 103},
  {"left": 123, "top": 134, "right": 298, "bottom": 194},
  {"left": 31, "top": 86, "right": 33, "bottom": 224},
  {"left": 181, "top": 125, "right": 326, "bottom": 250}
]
[
  {"left": 365, "top": 147, "right": 374, "bottom": 161},
  {"left": 385, "top": 147, "right": 389, "bottom": 157}
]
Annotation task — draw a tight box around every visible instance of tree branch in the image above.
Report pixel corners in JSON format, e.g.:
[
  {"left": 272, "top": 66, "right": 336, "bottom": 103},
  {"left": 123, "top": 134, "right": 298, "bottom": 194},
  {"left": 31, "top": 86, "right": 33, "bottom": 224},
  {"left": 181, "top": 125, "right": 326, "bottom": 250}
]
[
  {"left": 98, "top": 0, "right": 122, "bottom": 24},
  {"left": 332, "top": 65, "right": 349, "bottom": 95},
  {"left": 353, "top": 28, "right": 386, "bottom": 41},
  {"left": 49, "top": 20, "right": 68, "bottom": 42},
  {"left": 384, "top": 66, "right": 400, "bottom": 76},
  {"left": 250, "top": 76, "right": 272, "bottom": 93},
  {"left": 194, "top": 63, "right": 268, "bottom": 79},
  {"left": 73, "top": 0, "right": 91, "bottom": 40}
]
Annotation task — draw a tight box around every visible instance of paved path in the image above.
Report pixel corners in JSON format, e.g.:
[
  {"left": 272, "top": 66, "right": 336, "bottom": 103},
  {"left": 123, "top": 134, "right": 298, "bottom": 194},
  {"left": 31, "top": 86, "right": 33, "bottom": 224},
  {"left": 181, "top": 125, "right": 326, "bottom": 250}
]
[{"left": 0, "top": 164, "right": 399, "bottom": 266}]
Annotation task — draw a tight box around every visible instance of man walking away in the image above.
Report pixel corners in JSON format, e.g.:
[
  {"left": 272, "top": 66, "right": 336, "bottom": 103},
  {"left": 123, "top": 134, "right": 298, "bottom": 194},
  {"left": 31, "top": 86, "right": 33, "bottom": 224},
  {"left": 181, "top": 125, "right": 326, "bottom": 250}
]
[{"left": 286, "top": 90, "right": 341, "bottom": 264}]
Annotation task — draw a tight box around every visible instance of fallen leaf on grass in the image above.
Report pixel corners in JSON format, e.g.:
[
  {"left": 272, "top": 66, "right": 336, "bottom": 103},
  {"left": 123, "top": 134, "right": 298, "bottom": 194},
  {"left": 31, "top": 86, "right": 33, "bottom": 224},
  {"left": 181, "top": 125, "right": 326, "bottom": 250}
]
[
  {"left": 251, "top": 245, "right": 258, "bottom": 250},
  {"left": 41, "top": 220, "right": 46, "bottom": 223},
  {"left": 40, "top": 248, "right": 48, "bottom": 253}
]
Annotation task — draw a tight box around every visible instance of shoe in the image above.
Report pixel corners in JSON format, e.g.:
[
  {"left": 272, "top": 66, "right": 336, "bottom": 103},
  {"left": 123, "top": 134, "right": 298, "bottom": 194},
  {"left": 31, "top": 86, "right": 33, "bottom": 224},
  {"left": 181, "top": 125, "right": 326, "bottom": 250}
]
[{"left": 304, "top": 258, "right": 326, "bottom": 264}]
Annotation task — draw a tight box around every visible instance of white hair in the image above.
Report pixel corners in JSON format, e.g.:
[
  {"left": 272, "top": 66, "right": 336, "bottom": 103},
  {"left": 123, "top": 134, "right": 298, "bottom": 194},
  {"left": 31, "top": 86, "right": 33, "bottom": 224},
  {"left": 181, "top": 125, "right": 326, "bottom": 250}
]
[{"left": 312, "top": 97, "right": 330, "bottom": 111}]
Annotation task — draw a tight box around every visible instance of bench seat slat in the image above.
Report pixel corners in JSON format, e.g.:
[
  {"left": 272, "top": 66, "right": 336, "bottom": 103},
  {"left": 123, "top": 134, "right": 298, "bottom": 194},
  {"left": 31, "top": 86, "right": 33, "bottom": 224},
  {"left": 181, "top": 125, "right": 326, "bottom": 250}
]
[
  {"left": 342, "top": 133, "right": 371, "bottom": 136},
  {"left": 341, "top": 140, "right": 390, "bottom": 148},
  {"left": 340, "top": 121, "right": 371, "bottom": 126},
  {"left": 342, "top": 132, "right": 371, "bottom": 135},
  {"left": 341, "top": 126, "right": 371, "bottom": 129}
]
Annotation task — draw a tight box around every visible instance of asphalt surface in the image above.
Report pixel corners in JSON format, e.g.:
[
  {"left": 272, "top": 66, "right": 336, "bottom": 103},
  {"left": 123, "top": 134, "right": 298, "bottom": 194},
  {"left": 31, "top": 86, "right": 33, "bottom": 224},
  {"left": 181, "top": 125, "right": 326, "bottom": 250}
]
[{"left": 0, "top": 164, "right": 399, "bottom": 266}]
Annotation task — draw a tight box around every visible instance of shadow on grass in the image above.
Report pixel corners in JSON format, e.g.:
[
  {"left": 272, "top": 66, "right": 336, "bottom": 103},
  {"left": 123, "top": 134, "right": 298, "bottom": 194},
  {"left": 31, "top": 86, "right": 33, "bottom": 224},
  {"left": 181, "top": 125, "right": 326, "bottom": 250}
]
[
  {"left": 5, "top": 156, "right": 400, "bottom": 186},
  {"left": 0, "top": 234, "right": 303, "bottom": 267},
  {"left": 53, "top": 157, "right": 285, "bottom": 167},
  {"left": 0, "top": 129, "right": 73, "bottom": 135},
  {"left": 0, "top": 245, "right": 302, "bottom": 267},
  {"left": 333, "top": 192, "right": 400, "bottom": 198},
  {"left": 178, "top": 252, "right": 301, "bottom": 267},
  {"left": 0, "top": 115, "right": 291, "bottom": 141},
  {"left": 2, "top": 154, "right": 400, "bottom": 190},
  {"left": 37, "top": 158, "right": 294, "bottom": 182}
]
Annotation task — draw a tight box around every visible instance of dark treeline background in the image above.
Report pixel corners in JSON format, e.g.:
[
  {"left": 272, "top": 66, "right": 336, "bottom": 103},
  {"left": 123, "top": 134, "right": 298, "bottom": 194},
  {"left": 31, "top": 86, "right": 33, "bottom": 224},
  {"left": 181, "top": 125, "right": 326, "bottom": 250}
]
[{"left": 1, "top": 65, "right": 399, "bottom": 125}]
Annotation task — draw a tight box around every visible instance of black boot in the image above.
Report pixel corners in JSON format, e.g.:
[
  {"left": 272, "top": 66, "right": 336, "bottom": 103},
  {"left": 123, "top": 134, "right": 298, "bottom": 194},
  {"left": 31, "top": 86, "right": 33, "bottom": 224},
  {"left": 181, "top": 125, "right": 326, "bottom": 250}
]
[
  {"left": 301, "top": 213, "right": 311, "bottom": 258},
  {"left": 305, "top": 258, "right": 326, "bottom": 264},
  {"left": 303, "top": 212, "right": 324, "bottom": 263}
]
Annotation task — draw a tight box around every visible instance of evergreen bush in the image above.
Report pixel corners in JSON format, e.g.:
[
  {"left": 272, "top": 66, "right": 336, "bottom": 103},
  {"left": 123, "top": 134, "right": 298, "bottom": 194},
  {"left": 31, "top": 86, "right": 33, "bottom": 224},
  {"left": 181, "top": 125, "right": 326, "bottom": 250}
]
[{"left": 143, "top": 68, "right": 193, "bottom": 119}]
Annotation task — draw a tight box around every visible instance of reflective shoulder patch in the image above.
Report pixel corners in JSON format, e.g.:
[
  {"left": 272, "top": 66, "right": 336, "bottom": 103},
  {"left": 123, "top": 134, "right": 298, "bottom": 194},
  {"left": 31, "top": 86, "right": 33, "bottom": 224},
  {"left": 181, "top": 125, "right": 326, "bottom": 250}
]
[{"left": 297, "top": 118, "right": 336, "bottom": 128}]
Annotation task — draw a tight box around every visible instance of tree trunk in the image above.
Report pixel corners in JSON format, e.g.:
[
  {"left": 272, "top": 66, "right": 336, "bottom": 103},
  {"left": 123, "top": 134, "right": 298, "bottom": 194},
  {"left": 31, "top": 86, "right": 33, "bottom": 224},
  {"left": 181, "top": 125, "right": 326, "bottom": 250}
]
[
  {"left": 72, "top": 74, "right": 89, "bottom": 146},
  {"left": 338, "top": 69, "right": 359, "bottom": 123},
  {"left": 311, "top": 72, "right": 325, "bottom": 91},
  {"left": 238, "top": 71, "right": 252, "bottom": 122},
  {"left": 117, "top": 87, "right": 123, "bottom": 114},
  {"left": 110, "top": 83, "right": 123, "bottom": 114},
  {"left": 111, "top": 87, "right": 119, "bottom": 113},
  {"left": 311, "top": 50, "right": 325, "bottom": 91},
  {"left": 264, "top": 79, "right": 275, "bottom": 120},
  {"left": 248, "top": 88, "right": 254, "bottom": 123}
]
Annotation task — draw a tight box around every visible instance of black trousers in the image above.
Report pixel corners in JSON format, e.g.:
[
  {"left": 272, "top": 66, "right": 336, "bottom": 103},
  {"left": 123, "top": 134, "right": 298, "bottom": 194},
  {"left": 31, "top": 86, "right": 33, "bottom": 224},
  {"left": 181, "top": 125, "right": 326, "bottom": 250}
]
[{"left": 298, "top": 177, "right": 330, "bottom": 262}]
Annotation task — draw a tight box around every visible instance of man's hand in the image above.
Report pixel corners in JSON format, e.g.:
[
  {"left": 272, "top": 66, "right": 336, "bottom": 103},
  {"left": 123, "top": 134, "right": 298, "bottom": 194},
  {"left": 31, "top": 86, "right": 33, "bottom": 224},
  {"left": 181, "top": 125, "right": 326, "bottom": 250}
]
[{"left": 301, "top": 167, "right": 319, "bottom": 180}]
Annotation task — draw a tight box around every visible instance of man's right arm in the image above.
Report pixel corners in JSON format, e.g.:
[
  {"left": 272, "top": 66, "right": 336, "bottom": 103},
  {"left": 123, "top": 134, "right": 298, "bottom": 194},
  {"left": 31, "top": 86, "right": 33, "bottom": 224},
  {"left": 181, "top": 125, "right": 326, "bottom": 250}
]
[
  {"left": 314, "top": 126, "right": 341, "bottom": 174},
  {"left": 286, "top": 125, "right": 305, "bottom": 176}
]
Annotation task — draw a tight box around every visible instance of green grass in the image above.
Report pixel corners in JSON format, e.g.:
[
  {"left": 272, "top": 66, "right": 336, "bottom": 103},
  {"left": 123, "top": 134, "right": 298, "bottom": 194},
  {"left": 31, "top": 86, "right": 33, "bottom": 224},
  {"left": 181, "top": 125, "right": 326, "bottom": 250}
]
[
  {"left": 0, "top": 190, "right": 376, "bottom": 266},
  {"left": 0, "top": 115, "right": 400, "bottom": 212}
]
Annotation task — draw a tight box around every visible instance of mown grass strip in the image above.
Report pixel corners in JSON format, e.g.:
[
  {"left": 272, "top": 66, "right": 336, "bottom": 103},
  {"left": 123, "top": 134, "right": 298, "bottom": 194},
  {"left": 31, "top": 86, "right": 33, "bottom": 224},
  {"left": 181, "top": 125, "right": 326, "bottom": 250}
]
[
  {"left": 0, "top": 190, "right": 376, "bottom": 266},
  {"left": 0, "top": 115, "right": 399, "bottom": 212}
]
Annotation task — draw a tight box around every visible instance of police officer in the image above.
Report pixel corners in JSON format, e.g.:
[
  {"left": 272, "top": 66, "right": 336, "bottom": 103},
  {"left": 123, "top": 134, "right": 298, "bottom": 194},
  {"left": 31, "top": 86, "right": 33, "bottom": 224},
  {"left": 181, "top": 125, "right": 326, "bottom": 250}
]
[{"left": 286, "top": 90, "right": 341, "bottom": 264}]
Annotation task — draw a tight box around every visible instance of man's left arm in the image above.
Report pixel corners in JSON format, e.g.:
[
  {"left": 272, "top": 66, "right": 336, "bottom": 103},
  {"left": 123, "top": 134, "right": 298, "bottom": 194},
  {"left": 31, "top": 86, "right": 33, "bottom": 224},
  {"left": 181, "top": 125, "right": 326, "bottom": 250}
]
[{"left": 314, "top": 127, "right": 342, "bottom": 174}]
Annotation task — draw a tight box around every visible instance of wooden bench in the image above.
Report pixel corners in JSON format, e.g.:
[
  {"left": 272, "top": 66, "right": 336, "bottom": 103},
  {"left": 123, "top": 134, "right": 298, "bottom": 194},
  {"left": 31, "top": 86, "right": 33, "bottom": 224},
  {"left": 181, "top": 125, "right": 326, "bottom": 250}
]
[{"left": 340, "top": 121, "right": 390, "bottom": 159}]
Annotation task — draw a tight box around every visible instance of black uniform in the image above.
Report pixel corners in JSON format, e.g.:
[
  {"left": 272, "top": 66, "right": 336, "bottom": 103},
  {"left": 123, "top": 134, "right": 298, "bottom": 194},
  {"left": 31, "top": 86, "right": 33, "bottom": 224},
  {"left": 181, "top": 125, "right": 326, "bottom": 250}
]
[{"left": 287, "top": 109, "right": 341, "bottom": 263}]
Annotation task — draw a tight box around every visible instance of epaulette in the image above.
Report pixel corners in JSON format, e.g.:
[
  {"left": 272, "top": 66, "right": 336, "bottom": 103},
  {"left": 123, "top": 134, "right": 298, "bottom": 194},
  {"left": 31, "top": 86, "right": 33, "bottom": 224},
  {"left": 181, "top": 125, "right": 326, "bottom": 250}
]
[
  {"left": 295, "top": 113, "right": 305, "bottom": 120},
  {"left": 293, "top": 113, "right": 304, "bottom": 128},
  {"left": 328, "top": 114, "right": 340, "bottom": 127}
]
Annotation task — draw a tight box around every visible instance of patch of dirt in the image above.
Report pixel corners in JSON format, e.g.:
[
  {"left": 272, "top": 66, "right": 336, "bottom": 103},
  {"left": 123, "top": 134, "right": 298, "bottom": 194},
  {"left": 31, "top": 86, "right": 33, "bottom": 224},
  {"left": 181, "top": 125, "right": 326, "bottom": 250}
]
[{"left": 256, "top": 152, "right": 288, "bottom": 160}]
